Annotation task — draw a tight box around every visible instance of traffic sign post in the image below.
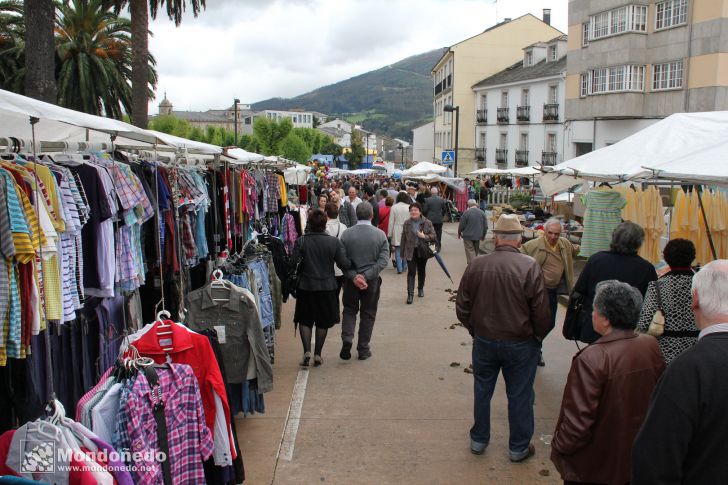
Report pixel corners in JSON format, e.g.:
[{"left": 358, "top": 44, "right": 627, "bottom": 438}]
[{"left": 441, "top": 150, "right": 455, "bottom": 166}]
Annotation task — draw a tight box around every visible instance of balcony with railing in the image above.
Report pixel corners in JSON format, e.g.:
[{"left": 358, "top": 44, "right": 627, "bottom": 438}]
[
  {"left": 495, "top": 148, "right": 508, "bottom": 164},
  {"left": 476, "top": 109, "right": 487, "bottom": 123},
  {"left": 542, "top": 151, "right": 558, "bottom": 166},
  {"left": 515, "top": 150, "right": 529, "bottom": 166},
  {"left": 475, "top": 147, "right": 486, "bottom": 162},
  {"left": 516, "top": 105, "right": 530, "bottom": 122},
  {"left": 496, "top": 108, "right": 509, "bottom": 124},
  {"left": 543, "top": 103, "right": 559, "bottom": 122}
]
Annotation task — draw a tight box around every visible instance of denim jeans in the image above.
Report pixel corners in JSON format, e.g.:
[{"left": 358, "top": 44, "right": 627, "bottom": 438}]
[
  {"left": 394, "top": 246, "right": 407, "bottom": 273},
  {"left": 470, "top": 336, "right": 540, "bottom": 454}
]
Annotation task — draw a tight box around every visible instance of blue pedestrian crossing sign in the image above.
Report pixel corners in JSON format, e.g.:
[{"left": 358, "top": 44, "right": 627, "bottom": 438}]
[{"left": 441, "top": 150, "right": 455, "bottom": 165}]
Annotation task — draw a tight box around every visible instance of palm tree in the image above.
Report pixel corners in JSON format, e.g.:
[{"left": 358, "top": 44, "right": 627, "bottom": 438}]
[
  {"left": 23, "top": 0, "right": 57, "bottom": 102},
  {"left": 0, "top": 0, "right": 25, "bottom": 93},
  {"left": 55, "top": 0, "right": 157, "bottom": 118},
  {"left": 108, "top": 0, "right": 205, "bottom": 128}
]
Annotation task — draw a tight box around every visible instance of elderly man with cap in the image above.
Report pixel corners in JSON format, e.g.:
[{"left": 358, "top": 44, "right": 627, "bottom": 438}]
[
  {"left": 458, "top": 199, "right": 489, "bottom": 264},
  {"left": 521, "top": 218, "right": 580, "bottom": 367},
  {"left": 456, "top": 214, "right": 551, "bottom": 462}
]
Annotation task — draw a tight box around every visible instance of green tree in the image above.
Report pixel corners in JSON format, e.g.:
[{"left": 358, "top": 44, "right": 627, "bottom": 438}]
[
  {"left": 56, "top": 0, "right": 157, "bottom": 118},
  {"left": 320, "top": 141, "right": 342, "bottom": 158},
  {"left": 0, "top": 1, "right": 25, "bottom": 93},
  {"left": 149, "top": 115, "right": 191, "bottom": 137},
  {"left": 345, "top": 130, "right": 365, "bottom": 168},
  {"left": 253, "top": 117, "right": 293, "bottom": 155},
  {"left": 107, "top": 0, "right": 205, "bottom": 127},
  {"left": 293, "top": 127, "right": 332, "bottom": 154},
  {"left": 279, "top": 133, "right": 311, "bottom": 164}
]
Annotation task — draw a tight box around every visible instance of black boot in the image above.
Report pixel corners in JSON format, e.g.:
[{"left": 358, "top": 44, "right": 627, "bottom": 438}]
[
  {"left": 407, "top": 273, "right": 415, "bottom": 304},
  {"left": 418, "top": 288, "right": 424, "bottom": 298}
]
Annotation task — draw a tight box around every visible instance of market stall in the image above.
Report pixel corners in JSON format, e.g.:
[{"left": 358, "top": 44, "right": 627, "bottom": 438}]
[
  {"left": 0, "top": 88, "right": 301, "bottom": 484},
  {"left": 543, "top": 111, "right": 728, "bottom": 264}
]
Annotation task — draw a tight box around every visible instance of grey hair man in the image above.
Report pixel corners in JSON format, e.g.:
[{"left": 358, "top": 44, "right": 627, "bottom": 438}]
[
  {"left": 633, "top": 260, "right": 728, "bottom": 484},
  {"left": 458, "top": 199, "right": 488, "bottom": 264},
  {"left": 520, "top": 218, "right": 580, "bottom": 366},
  {"left": 422, "top": 186, "right": 446, "bottom": 246},
  {"left": 456, "top": 214, "right": 551, "bottom": 461},
  {"left": 339, "top": 202, "right": 390, "bottom": 361}
]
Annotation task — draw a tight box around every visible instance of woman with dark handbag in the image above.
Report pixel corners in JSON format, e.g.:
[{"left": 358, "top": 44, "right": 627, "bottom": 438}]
[
  {"left": 636, "top": 239, "right": 699, "bottom": 364},
  {"left": 572, "top": 222, "right": 657, "bottom": 343},
  {"left": 400, "top": 202, "right": 437, "bottom": 304},
  {"left": 291, "top": 209, "right": 351, "bottom": 367}
]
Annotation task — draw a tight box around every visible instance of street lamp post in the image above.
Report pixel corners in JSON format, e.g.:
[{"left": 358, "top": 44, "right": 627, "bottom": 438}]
[
  {"left": 233, "top": 98, "right": 240, "bottom": 146},
  {"left": 444, "top": 104, "right": 460, "bottom": 175},
  {"left": 399, "top": 143, "right": 405, "bottom": 166}
]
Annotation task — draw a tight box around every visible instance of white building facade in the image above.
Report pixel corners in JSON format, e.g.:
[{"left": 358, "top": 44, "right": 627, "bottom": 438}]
[
  {"left": 412, "top": 121, "right": 435, "bottom": 163},
  {"left": 472, "top": 36, "right": 567, "bottom": 169},
  {"left": 258, "top": 109, "right": 316, "bottom": 128}
]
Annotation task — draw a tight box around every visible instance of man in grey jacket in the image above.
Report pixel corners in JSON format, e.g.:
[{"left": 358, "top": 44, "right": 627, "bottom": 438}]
[
  {"left": 458, "top": 199, "right": 489, "bottom": 264},
  {"left": 340, "top": 202, "right": 390, "bottom": 360},
  {"left": 423, "top": 187, "right": 446, "bottom": 246}
]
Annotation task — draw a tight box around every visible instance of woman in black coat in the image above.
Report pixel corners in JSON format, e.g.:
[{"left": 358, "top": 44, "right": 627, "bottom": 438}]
[
  {"left": 292, "top": 209, "right": 351, "bottom": 366},
  {"left": 573, "top": 221, "right": 657, "bottom": 343}
]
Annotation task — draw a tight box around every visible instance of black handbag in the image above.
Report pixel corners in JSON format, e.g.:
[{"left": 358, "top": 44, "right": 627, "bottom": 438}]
[
  {"left": 563, "top": 290, "right": 584, "bottom": 341},
  {"left": 286, "top": 236, "right": 306, "bottom": 298},
  {"left": 416, "top": 237, "right": 437, "bottom": 259}
]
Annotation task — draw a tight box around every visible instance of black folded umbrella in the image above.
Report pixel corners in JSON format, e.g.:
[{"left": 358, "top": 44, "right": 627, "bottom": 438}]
[{"left": 433, "top": 251, "right": 453, "bottom": 284}]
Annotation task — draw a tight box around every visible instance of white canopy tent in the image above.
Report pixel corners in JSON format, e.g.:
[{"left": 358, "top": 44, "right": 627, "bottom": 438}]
[
  {"left": 0, "top": 88, "right": 157, "bottom": 145},
  {"left": 545, "top": 111, "right": 728, "bottom": 185},
  {"left": 469, "top": 166, "right": 541, "bottom": 176},
  {"left": 402, "top": 161, "right": 447, "bottom": 176},
  {"left": 226, "top": 147, "right": 265, "bottom": 163}
]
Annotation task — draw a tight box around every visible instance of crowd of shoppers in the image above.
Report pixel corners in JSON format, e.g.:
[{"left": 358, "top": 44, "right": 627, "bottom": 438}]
[{"left": 298, "top": 174, "right": 725, "bottom": 484}]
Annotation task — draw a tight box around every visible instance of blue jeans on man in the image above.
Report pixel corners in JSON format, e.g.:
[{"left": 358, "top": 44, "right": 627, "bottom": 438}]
[{"left": 470, "top": 336, "right": 540, "bottom": 456}]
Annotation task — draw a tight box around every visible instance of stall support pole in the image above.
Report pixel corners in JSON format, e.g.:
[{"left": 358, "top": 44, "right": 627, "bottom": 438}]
[{"left": 696, "top": 185, "right": 718, "bottom": 261}]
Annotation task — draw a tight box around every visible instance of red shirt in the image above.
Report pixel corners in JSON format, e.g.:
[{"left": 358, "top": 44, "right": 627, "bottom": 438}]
[{"left": 129, "top": 321, "right": 235, "bottom": 458}]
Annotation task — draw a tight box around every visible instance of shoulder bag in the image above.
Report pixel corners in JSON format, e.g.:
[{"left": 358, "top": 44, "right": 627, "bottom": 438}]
[
  {"left": 286, "top": 236, "right": 306, "bottom": 299},
  {"left": 416, "top": 229, "right": 437, "bottom": 259},
  {"left": 563, "top": 290, "right": 584, "bottom": 341},
  {"left": 647, "top": 280, "right": 665, "bottom": 337}
]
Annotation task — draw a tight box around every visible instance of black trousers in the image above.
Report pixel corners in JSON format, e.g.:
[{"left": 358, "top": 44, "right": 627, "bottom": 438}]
[
  {"left": 432, "top": 223, "right": 443, "bottom": 247},
  {"left": 407, "top": 254, "right": 428, "bottom": 293}
]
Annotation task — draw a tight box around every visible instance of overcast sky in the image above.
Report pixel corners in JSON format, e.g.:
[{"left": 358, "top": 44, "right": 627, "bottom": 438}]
[{"left": 149, "top": 0, "right": 568, "bottom": 113}]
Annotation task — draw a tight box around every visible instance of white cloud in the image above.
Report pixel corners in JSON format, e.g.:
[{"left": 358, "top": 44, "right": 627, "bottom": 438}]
[{"left": 149, "top": 0, "right": 568, "bottom": 112}]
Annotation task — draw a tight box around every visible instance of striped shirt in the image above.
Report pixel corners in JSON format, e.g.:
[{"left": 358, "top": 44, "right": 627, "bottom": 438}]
[{"left": 580, "top": 190, "right": 627, "bottom": 258}]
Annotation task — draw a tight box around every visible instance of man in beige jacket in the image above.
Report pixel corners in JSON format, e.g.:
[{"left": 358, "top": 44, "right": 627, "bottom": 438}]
[{"left": 521, "top": 218, "right": 580, "bottom": 366}]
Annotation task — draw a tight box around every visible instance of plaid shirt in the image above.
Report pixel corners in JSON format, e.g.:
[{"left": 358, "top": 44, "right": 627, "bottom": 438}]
[
  {"left": 113, "top": 379, "right": 133, "bottom": 456},
  {"left": 126, "top": 364, "right": 214, "bottom": 485},
  {"left": 266, "top": 172, "right": 280, "bottom": 213}
]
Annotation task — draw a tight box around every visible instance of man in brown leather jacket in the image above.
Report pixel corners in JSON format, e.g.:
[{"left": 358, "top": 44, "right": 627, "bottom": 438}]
[{"left": 456, "top": 214, "right": 551, "bottom": 462}]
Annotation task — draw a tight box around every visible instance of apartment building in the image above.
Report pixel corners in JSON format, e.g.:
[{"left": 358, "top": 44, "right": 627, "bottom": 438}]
[
  {"left": 565, "top": 0, "right": 728, "bottom": 158},
  {"left": 432, "top": 12, "right": 563, "bottom": 174},
  {"left": 259, "top": 109, "right": 317, "bottom": 128},
  {"left": 472, "top": 36, "right": 567, "bottom": 170}
]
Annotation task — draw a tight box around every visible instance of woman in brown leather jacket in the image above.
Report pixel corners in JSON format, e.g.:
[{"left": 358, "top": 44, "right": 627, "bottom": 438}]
[
  {"left": 551, "top": 280, "right": 665, "bottom": 485},
  {"left": 399, "top": 202, "right": 436, "bottom": 304}
]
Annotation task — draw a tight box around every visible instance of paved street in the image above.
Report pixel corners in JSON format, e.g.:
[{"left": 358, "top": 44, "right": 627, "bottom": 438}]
[{"left": 236, "top": 222, "right": 577, "bottom": 484}]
